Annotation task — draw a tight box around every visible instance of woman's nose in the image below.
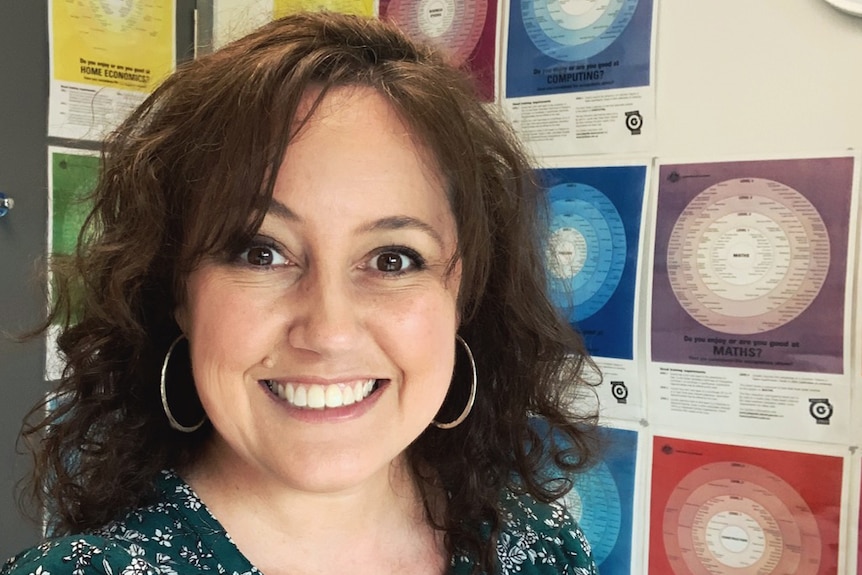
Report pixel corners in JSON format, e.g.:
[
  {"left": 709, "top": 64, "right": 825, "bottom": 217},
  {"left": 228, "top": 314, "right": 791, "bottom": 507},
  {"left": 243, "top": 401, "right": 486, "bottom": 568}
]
[{"left": 285, "top": 269, "right": 362, "bottom": 355}]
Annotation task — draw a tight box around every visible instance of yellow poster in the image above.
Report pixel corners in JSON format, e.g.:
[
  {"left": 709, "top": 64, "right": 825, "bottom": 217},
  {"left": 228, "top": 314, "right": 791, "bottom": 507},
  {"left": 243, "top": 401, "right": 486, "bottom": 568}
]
[
  {"left": 273, "top": 0, "right": 375, "bottom": 18},
  {"left": 51, "top": 0, "right": 174, "bottom": 93}
]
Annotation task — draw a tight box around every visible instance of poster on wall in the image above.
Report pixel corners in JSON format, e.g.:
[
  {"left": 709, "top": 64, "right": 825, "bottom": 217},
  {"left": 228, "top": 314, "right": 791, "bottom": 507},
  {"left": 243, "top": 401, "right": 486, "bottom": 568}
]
[
  {"left": 857, "top": 457, "right": 862, "bottom": 575},
  {"left": 212, "top": 0, "right": 375, "bottom": 48},
  {"left": 645, "top": 153, "right": 859, "bottom": 444},
  {"left": 212, "top": 0, "right": 271, "bottom": 47},
  {"left": 532, "top": 419, "right": 641, "bottom": 574},
  {"left": 379, "top": 0, "right": 499, "bottom": 101},
  {"left": 45, "top": 147, "right": 100, "bottom": 381},
  {"left": 274, "top": 0, "right": 374, "bottom": 17},
  {"left": 564, "top": 425, "right": 640, "bottom": 574},
  {"left": 501, "top": 0, "right": 657, "bottom": 156},
  {"left": 649, "top": 435, "right": 845, "bottom": 575},
  {"left": 538, "top": 159, "right": 650, "bottom": 422},
  {"left": 48, "top": 0, "right": 175, "bottom": 141}
]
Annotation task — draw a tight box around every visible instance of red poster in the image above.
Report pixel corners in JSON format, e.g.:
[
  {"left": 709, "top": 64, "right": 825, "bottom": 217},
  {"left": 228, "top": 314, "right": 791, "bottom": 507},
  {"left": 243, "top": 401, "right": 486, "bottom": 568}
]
[
  {"left": 650, "top": 436, "right": 843, "bottom": 574},
  {"left": 857, "top": 477, "right": 862, "bottom": 573}
]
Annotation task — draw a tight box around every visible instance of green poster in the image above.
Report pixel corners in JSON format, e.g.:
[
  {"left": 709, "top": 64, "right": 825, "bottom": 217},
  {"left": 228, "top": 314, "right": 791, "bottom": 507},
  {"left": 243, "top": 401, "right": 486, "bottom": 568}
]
[{"left": 51, "top": 148, "right": 99, "bottom": 254}]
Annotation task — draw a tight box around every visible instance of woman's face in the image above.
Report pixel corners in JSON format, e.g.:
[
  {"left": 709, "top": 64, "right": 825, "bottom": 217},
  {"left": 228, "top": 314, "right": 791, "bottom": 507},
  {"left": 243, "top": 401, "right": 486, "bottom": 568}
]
[{"left": 177, "top": 86, "right": 461, "bottom": 494}]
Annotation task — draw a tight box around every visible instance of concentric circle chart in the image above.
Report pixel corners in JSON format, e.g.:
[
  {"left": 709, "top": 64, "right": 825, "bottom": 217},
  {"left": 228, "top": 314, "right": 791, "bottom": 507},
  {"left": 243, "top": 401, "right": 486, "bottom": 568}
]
[
  {"left": 546, "top": 183, "right": 627, "bottom": 322},
  {"left": 385, "top": 0, "right": 488, "bottom": 64},
  {"left": 662, "top": 461, "right": 821, "bottom": 575},
  {"left": 91, "top": 0, "right": 144, "bottom": 31},
  {"left": 564, "top": 461, "right": 621, "bottom": 565},
  {"left": 521, "top": 0, "right": 639, "bottom": 62},
  {"left": 666, "top": 178, "right": 830, "bottom": 335}
]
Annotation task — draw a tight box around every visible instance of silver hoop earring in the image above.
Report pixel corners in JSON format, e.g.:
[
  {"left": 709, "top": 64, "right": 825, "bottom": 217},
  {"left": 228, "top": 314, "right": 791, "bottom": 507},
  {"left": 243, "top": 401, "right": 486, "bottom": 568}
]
[
  {"left": 433, "top": 335, "right": 477, "bottom": 429},
  {"left": 160, "top": 335, "right": 206, "bottom": 433}
]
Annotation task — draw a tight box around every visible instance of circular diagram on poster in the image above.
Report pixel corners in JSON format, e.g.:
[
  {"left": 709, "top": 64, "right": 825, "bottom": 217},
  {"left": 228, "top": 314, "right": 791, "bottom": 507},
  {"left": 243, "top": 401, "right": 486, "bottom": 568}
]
[
  {"left": 546, "top": 183, "right": 627, "bottom": 322},
  {"left": 384, "top": 0, "right": 488, "bottom": 65},
  {"left": 521, "top": 0, "right": 639, "bottom": 62},
  {"left": 563, "top": 461, "right": 621, "bottom": 565},
  {"left": 666, "top": 178, "right": 829, "bottom": 335},
  {"left": 662, "top": 461, "right": 821, "bottom": 575},
  {"left": 90, "top": 0, "right": 145, "bottom": 32}
]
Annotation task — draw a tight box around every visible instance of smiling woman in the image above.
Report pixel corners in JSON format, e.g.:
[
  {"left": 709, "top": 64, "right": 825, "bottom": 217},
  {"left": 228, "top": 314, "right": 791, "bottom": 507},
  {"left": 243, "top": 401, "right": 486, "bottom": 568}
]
[
  {"left": 177, "top": 87, "right": 464, "bottom": 503},
  {"left": 3, "top": 11, "right": 599, "bottom": 575}
]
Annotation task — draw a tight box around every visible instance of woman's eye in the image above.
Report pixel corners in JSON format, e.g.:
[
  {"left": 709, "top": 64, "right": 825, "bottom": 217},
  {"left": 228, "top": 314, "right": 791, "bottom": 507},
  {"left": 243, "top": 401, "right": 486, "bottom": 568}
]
[
  {"left": 239, "top": 245, "right": 286, "bottom": 267},
  {"left": 371, "top": 250, "right": 419, "bottom": 273}
]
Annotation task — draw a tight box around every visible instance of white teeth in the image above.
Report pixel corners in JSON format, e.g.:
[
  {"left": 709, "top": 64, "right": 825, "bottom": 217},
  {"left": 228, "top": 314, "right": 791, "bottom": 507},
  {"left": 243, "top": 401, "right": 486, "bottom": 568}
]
[
  {"left": 324, "top": 385, "right": 342, "bottom": 408},
  {"left": 342, "top": 385, "right": 355, "bottom": 406},
  {"left": 269, "top": 379, "right": 378, "bottom": 410},
  {"left": 294, "top": 385, "right": 307, "bottom": 408},
  {"left": 307, "top": 385, "right": 325, "bottom": 409}
]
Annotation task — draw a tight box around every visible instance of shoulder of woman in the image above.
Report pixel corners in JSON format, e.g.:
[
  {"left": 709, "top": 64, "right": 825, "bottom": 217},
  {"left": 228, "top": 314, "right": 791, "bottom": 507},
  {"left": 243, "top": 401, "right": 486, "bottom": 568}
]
[
  {"left": 1, "top": 534, "right": 151, "bottom": 575},
  {"left": 496, "top": 491, "right": 598, "bottom": 574}
]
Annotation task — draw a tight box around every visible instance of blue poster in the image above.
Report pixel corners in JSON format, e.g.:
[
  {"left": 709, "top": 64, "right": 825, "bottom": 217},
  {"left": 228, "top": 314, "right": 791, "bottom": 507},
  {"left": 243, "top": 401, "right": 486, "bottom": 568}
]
[
  {"left": 540, "top": 164, "right": 646, "bottom": 360},
  {"left": 568, "top": 426, "right": 638, "bottom": 574},
  {"left": 533, "top": 421, "right": 639, "bottom": 574},
  {"left": 506, "top": 0, "right": 653, "bottom": 98}
]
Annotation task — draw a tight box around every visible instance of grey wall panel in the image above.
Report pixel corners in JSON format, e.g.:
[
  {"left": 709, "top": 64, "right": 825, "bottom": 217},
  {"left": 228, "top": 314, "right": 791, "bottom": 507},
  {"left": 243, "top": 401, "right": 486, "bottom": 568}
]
[
  {"left": 0, "top": 0, "right": 50, "bottom": 562},
  {"left": 0, "top": 1, "right": 197, "bottom": 562}
]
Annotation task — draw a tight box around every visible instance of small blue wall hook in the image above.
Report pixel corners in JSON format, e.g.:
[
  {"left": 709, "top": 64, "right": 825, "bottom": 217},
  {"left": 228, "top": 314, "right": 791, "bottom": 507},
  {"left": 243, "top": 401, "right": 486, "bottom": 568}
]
[{"left": 0, "top": 192, "right": 13, "bottom": 218}]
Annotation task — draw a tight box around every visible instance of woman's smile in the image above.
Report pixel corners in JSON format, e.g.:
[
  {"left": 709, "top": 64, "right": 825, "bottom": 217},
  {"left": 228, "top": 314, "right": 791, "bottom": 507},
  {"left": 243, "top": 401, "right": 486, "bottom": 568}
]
[{"left": 263, "top": 378, "right": 380, "bottom": 409}]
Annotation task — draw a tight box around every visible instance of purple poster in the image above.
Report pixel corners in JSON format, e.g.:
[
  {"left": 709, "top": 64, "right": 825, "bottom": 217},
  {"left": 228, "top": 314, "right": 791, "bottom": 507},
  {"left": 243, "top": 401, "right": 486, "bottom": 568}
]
[{"left": 651, "top": 156, "right": 855, "bottom": 374}]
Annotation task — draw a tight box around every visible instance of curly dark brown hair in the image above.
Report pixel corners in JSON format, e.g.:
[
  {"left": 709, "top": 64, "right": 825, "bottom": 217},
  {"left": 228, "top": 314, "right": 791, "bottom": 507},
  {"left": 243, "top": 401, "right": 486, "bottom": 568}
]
[{"left": 22, "top": 11, "right": 600, "bottom": 574}]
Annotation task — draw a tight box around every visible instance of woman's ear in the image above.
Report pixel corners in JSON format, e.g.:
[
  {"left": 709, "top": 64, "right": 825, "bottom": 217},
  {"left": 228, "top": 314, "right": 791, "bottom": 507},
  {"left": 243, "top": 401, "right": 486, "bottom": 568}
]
[{"left": 174, "top": 306, "right": 188, "bottom": 334}]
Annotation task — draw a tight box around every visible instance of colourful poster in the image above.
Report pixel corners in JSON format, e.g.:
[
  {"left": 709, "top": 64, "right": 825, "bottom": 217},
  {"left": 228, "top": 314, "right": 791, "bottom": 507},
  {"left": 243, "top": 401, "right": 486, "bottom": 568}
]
[
  {"left": 213, "top": 1, "right": 374, "bottom": 52},
  {"left": 505, "top": 0, "right": 653, "bottom": 98},
  {"left": 540, "top": 164, "right": 647, "bottom": 360},
  {"left": 649, "top": 436, "right": 843, "bottom": 575},
  {"left": 46, "top": 147, "right": 100, "bottom": 381},
  {"left": 500, "top": 0, "right": 657, "bottom": 155},
  {"left": 564, "top": 426, "right": 638, "bottom": 574},
  {"left": 538, "top": 160, "right": 650, "bottom": 422},
  {"left": 48, "top": 0, "right": 176, "bottom": 140},
  {"left": 274, "top": 0, "right": 375, "bottom": 17},
  {"left": 50, "top": 0, "right": 173, "bottom": 93},
  {"left": 650, "top": 156, "right": 855, "bottom": 374},
  {"left": 50, "top": 149, "right": 99, "bottom": 255},
  {"left": 858, "top": 475, "right": 862, "bottom": 574},
  {"left": 380, "top": 0, "right": 498, "bottom": 101},
  {"left": 645, "top": 154, "right": 858, "bottom": 443},
  {"left": 531, "top": 420, "right": 640, "bottom": 573}
]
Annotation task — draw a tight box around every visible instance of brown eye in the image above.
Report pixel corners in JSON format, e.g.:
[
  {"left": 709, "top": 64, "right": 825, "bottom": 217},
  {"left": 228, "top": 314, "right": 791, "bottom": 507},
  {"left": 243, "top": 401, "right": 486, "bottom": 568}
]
[
  {"left": 376, "top": 252, "right": 406, "bottom": 272},
  {"left": 368, "top": 247, "right": 424, "bottom": 275},
  {"left": 240, "top": 245, "right": 286, "bottom": 266}
]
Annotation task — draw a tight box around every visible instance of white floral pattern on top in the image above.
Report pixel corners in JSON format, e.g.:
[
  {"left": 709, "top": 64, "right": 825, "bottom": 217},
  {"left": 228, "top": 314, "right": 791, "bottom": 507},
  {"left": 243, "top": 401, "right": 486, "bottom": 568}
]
[{"left": 2, "top": 471, "right": 597, "bottom": 575}]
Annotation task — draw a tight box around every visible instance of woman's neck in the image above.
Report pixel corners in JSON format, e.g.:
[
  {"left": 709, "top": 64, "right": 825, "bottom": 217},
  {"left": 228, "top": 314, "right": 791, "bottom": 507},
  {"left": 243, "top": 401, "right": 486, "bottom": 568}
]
[{"left": 182, "top": 442, "right": 448, "bottom": 575}]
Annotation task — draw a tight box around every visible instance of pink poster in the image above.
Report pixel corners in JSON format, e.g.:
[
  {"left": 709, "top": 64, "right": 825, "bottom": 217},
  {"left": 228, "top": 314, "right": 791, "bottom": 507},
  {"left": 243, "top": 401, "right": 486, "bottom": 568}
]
[{"left": 379, "top": 0, "right": 498, "bottom": 101}]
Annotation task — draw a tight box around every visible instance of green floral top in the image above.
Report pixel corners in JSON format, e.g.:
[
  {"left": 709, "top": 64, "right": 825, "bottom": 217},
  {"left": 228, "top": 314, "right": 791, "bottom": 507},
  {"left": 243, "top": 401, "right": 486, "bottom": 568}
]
[{"left": 2, "top": 470, "right": 597, "bottom": 575}]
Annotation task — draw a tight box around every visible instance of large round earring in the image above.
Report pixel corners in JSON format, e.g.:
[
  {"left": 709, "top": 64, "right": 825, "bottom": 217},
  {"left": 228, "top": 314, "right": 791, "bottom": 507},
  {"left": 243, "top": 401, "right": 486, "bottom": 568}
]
[
  {"left": 433, "top": 335, "right": 478, "bottom": 429},
  {"left": 160, "top": 335, "right": 206, "bottom": 433}
]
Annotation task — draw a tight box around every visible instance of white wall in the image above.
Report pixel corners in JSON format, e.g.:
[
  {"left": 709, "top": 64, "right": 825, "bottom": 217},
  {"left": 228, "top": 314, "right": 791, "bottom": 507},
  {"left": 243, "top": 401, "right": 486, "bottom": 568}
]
[{"left": 655, "top": 0, "right": 862, "bottom": 157}]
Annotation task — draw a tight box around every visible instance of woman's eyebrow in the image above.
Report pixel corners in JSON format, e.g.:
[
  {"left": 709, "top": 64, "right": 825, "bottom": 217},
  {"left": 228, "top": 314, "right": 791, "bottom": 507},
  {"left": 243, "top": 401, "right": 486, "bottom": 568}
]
[
  {"left": 361, "top": 215, "right": 445, "bottom": 250},
  {"left": 268, "top": 197, "right": 447, "bottom": 250},
  {"left": 267, "top": 198, "right": 300, "bottom": 221}
]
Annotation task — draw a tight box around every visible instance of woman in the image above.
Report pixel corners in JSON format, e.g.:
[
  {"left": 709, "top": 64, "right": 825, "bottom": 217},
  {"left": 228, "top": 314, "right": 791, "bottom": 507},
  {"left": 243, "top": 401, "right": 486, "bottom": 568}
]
[{"left": 3, "top": 11, "right": 599, "bottom": 575}]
